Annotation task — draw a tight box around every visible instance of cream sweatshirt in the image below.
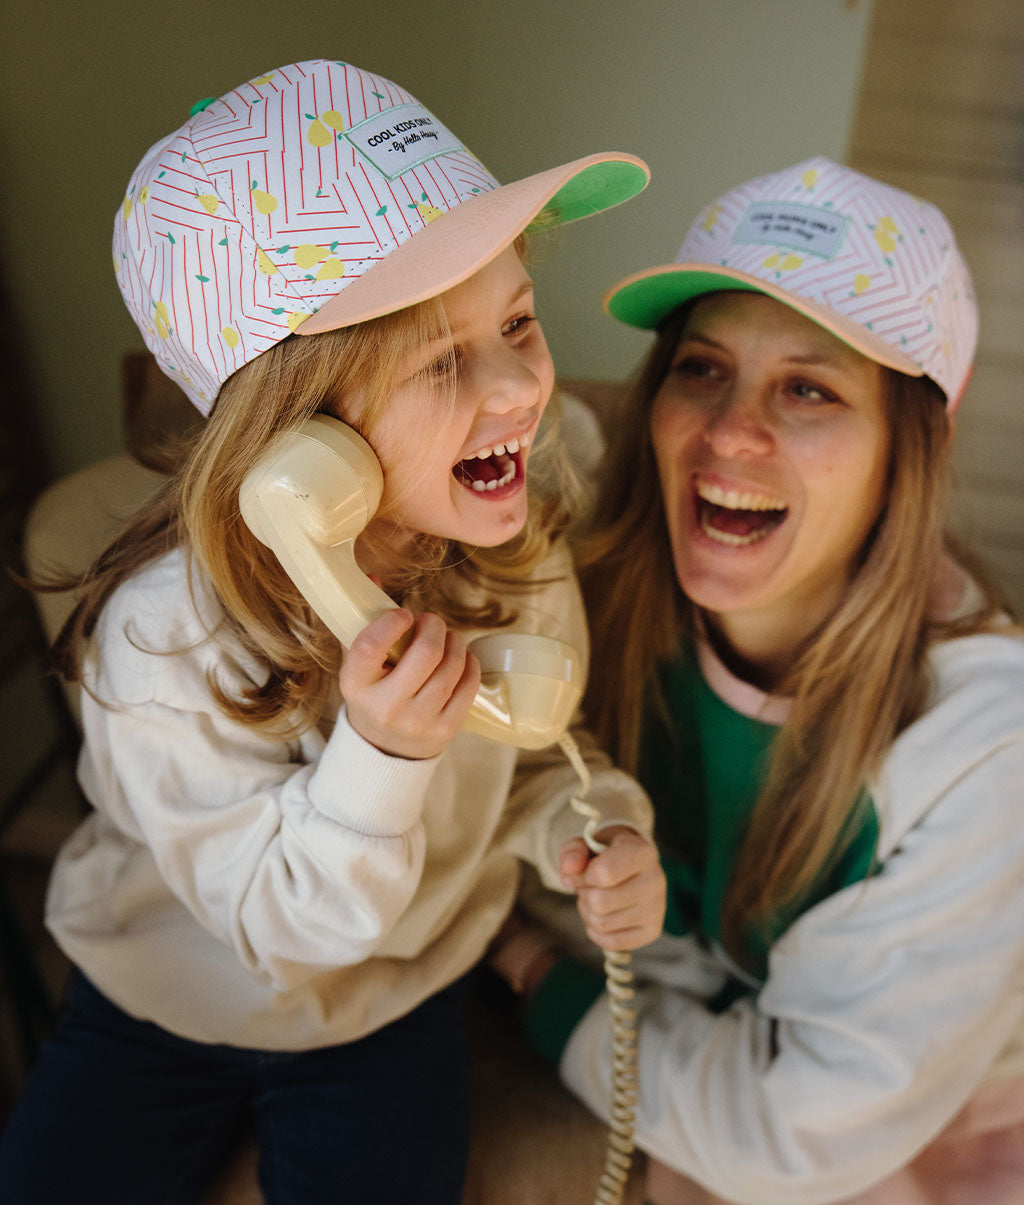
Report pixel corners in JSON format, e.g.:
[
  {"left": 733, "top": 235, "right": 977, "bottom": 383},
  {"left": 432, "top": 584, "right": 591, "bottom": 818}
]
[{"left": 45, "top": 540, "right": 652, "bottom": 1050}]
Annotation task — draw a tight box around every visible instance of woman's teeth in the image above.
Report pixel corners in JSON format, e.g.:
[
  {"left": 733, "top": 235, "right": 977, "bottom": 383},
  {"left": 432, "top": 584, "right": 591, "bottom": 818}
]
[
  {"left": 696, "top": 479, "right": 787, "bottom": 546},
  {"left": 696, "top": 480, "right": 786, "bottom": 512}
]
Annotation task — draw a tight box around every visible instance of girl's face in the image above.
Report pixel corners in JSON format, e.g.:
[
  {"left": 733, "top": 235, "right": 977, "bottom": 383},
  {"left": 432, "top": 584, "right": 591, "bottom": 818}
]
[
  {"left": 650, "top": 291, "right": 891, "bottom": 670},
  {"left": 348, "top": 245, "right": 555, "bottom": 563}
]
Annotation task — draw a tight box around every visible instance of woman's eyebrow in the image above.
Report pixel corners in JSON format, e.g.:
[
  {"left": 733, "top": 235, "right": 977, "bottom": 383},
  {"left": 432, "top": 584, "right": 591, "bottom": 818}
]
[
  {"left": 684, "top": 331, "right": 857, "bottom": 374},
  {"left": 782, "top": 351, "right": 863, "bottom": 379}
]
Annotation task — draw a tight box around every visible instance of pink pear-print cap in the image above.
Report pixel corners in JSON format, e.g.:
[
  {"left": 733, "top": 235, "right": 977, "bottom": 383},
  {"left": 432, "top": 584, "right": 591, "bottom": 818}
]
[
  {"left": 603, "top": 157, "right": 977, "bottom": 409},
  {"left": 114, "top": 59, "right": 649, "bottom": 415}
]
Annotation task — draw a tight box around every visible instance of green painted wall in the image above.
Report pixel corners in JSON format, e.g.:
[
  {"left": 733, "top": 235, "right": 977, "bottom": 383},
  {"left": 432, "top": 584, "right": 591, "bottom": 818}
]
[{"left": 2, "top": 0, "right": 874, "bottom": 475}]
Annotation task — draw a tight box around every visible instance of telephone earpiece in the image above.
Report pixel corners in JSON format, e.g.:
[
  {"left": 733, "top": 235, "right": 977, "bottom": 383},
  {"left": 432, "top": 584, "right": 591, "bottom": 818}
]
[{"left": 239, "top": 414, "right": 582, "bottom": 749}]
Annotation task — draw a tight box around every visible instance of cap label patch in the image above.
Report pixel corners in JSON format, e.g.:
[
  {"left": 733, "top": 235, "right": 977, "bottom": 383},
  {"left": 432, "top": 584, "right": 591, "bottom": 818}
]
[
  {"left": 344, "top": 104, "right": 464, "bottom": 180},
  {"left": 733, "top": 201, "right": 849, "bottom": 260}
]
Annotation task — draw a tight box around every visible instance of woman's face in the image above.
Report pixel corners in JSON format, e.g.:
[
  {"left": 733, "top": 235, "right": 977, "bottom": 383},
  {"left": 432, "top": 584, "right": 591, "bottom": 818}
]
[
  {"left": 650, "top": 291, "right": 891, "bottom": 667},
  {"left": 346, "top": 245, "right": 555, "bottom": 567}
]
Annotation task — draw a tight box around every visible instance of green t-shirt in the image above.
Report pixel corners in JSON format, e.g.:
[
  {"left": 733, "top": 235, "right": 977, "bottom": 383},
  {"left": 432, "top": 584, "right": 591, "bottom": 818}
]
[{"left": 525, "top": 645, "right": 879, "bottom": 1063}]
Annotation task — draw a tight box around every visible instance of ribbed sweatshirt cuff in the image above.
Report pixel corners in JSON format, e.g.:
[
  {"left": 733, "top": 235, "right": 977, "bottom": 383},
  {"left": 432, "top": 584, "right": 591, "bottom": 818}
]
[{"left": 307, "top": 706, "right": 440, "bottom": 836}]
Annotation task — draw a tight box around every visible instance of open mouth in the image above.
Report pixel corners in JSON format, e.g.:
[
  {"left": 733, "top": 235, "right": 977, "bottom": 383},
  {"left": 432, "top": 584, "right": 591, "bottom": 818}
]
[
  {"left": 696, "top": 480, "right": 788, "bottom": 547},
  {"left": 453, "top": 434, "right": 530, "bottom": 495}
]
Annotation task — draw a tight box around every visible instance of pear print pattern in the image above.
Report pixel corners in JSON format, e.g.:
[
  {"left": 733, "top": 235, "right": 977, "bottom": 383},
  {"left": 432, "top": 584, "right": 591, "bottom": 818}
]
[
  {"left": 674, "top": 156, "right": 976, "bottom": 405},
  {"left": 113, "top": 59, "right": 501, "bottom": 414}
]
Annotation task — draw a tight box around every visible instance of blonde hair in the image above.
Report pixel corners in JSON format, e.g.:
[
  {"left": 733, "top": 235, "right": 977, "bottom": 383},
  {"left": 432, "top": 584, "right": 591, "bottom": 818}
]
[
  {"left": 52, "top": 243, "right": 573, "bottom": 735},
  {"left": 580, "top": 303, "right": 1013, "bottom": 964}
]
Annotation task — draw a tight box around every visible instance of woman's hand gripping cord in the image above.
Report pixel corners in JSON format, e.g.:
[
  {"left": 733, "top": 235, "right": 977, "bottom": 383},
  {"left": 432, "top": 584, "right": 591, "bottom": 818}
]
[
  {"left": 339, "top": 609, "right": 482, "bottom": 760},
  {"left": 560, "top": 827, "right": 666, "bottom": 951}
]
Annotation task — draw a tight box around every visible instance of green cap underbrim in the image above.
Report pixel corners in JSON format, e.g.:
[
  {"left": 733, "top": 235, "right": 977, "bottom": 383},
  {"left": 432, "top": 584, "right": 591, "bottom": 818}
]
[
  {"left": 607, "top": 267, "right": 770, "bottom": 329},
  {"left": 529, "top": 160, "right": 651, "bottom": 230}
]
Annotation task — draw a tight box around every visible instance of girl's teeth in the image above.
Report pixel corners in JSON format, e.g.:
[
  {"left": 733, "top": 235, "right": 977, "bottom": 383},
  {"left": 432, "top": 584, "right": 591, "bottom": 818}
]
[
  {"left": 470, "top": 455, "right": 517, "bottom": 491},
  {"left": 467, "top": 432, "right": 529, "bottom": 459}
]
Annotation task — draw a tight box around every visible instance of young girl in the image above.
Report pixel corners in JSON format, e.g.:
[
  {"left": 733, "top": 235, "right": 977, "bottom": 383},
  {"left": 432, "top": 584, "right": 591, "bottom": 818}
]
[
  {"left": 0, "top": 59, "right": 665, "bottom": 1204},
  {"left": 494, "top": 158, "right": 1024, "bottom": 1203}
]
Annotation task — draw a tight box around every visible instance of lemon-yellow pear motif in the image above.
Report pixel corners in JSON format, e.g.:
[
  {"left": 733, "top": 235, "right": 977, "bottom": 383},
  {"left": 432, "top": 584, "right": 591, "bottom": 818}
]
[
  {"left": 222, "top": 327, "right": 240, "bottom": 348},
  {"left": 287, "top": 312, "right": 309, "bottom": 332},
  {"left": 138, "top": 186, "right": 150, "bottom": 205},
  {"left": 321, "top": 110, "right": 345, "bottom": 131},
  {"left": 196, "top": 194, "right": 219, "bottom": 215},
  {"left": 763, "top": 252, "right": 803, "bottom": 273},
  {"left": 854, "top": 273, "right": 871, "bottom": 295},
  {"left": 123, "top": 196, "right": 133, "bottom": 221},
  {"left": 294, "top": 244, "right": 325, "bottom": 270},
  {"left": 802, "top": 167, "right": 819, "bottom": 190},
  {"left": 700, "top": 205, "right": 722, "bottom": 233},
  {"left": 416, "top": 202, "right": 444, "bottom": 224},
  {"left": 257, "top": 250, "right": 278, "bottom": 276},
  {"left": 153, "top": 302, "right": 171, "bottom": 339},
  {"left": 251, "top": 185, "right": 278, "bottom": 215},
  {"left": 316, "top": 258, "right": 345, "bottom": 281},
  {"left": 250, "top": 74, "right": 274, "bottom": 85},
  {"left": 873, "top": 216, "right": 901, "bottom": 254},
  {"left": 307, "top": 119, "right": 333, "bottom": 148}
]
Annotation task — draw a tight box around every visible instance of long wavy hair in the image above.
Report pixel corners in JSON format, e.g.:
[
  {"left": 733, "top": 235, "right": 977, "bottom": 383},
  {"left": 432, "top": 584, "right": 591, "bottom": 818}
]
[
  {"left": 579, "top": 301, "right": 1014, "bottom": 962},
  {"left": 47, "top": 240, "right": 578, "bottom": 736}
]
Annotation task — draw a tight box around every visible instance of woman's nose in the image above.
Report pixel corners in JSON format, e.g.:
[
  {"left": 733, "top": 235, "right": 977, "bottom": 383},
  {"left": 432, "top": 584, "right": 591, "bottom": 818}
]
[{"left": 702, "top": 387, "right": 774, "bottom": 457}]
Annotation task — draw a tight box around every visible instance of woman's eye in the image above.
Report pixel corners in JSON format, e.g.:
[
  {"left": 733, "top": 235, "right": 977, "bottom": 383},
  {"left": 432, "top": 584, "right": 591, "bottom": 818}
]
[
  {"left": 671, "top": 356, "right": 720, "bottom": 380},
  {"left": 791, "top": 381, "right": 838, "bottom": 405}
]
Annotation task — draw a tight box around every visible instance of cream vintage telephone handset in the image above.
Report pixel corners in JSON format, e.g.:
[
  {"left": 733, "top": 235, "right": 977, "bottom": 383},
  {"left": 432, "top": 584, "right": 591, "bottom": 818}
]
[
  {"left": 239, "top": 413, "right": 638, "bottom": 1204},
  {"left": 238, "top": 413, "right": 582, "bottom": 750}
]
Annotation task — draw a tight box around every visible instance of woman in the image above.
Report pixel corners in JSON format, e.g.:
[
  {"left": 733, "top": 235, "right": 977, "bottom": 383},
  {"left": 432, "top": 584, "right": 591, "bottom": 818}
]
[{"left": 493, "top": 157, "right": 1024, "bottom": 1204}]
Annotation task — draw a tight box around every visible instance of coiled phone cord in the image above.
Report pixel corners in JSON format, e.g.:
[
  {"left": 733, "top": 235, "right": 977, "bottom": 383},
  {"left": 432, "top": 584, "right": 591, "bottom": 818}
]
[{"left": 558, "top": 733, "right": 639, "bottom": 1205}]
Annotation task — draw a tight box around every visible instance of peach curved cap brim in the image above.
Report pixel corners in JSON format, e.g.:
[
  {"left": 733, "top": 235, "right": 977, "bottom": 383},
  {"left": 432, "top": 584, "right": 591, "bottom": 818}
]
[
  {"left": 296, "top": 152, "right": 649, "bottom": 334},
  {"left": 603, "top": 261, "right": 923, "bottom": 380}
]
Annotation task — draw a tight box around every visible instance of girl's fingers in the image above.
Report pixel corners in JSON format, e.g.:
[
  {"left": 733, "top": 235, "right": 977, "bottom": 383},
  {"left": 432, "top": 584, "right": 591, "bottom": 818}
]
[
  {"left": 437, "top": 649, "right": 481, "bottom": 724},
  {"left": 388, "top": 612, "right": 451, "bottom": 695},
  {"left": 560, "top": 838, "right": 593, "bottom": 886},
  {"left": 581, "top": 828, "right": 655, "bottom": 887},
  {"left": 573, "top": 882, "right": 660, "bottom": 925},
  {"left": 343, "top": 609, "right": 416, "bottom": 685}
]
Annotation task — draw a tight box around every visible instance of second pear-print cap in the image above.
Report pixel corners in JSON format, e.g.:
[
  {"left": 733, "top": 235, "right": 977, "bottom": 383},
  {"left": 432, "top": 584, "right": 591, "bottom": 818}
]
[{"left": 604, "top": 157, "right": 977, "bottom": 409}]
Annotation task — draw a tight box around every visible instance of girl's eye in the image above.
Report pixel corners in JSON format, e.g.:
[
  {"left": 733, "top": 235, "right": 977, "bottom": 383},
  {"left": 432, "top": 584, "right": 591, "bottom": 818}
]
[
  {"left": 421, "top": 348, "right": 461, "bottom": 379},
  {"left": 504, "top": 313, "right": 536, "bottom": 337}
]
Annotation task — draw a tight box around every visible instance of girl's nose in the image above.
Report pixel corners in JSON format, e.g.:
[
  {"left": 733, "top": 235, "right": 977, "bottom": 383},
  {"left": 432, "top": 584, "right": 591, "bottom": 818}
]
[
  {"left": 702, "top": 387, "right": 774, "bottom": 458},
  {"left": 471, "top": 344, "right": 543, "bottom": 415}
]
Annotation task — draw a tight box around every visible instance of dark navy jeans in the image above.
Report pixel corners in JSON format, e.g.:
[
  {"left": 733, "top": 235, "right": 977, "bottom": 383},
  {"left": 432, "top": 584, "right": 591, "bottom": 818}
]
[{"left": 0, "top": 971, "right": 469, "bottom": 1204}]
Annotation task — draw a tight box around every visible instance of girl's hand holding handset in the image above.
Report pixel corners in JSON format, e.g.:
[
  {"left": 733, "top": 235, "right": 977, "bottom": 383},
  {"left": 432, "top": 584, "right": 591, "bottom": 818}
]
[
  {"left": 560, "top": 826, "right": 666, "bottom": 951},
  {"left": 340, "top": 608, "right": 482, "bottom": 760}
]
